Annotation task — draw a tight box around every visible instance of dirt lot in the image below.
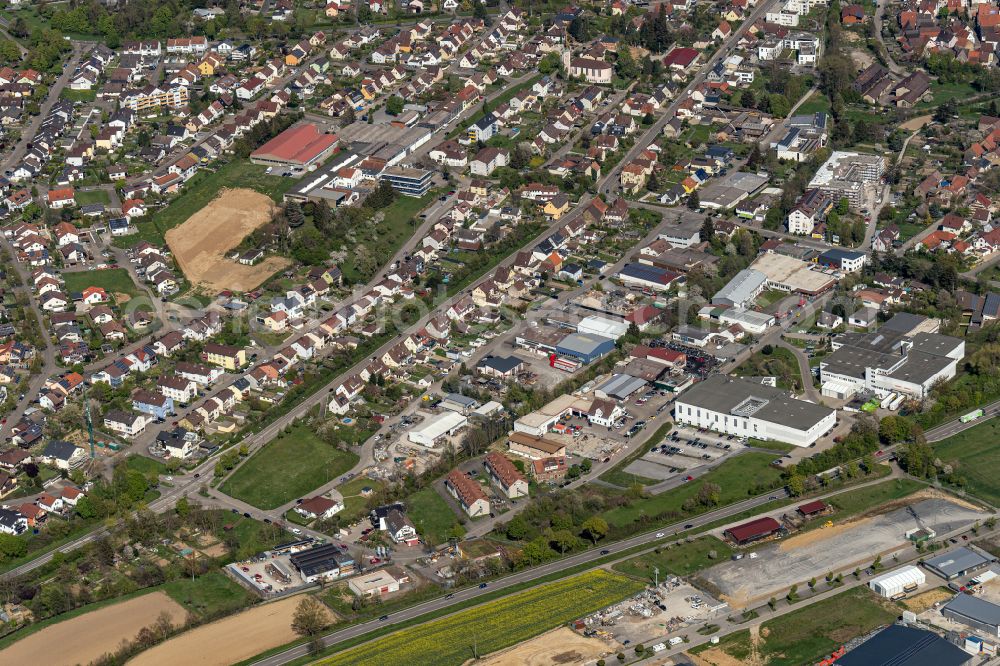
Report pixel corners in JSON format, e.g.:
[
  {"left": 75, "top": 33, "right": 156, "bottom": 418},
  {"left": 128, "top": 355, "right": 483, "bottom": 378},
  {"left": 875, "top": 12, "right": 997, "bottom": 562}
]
[
  {"left": 900, "top": 587, "right": 953, "bottom": 613},
  {"left": 703, "top": 497, "right": 986, "bottom": 608},
  {"left": 901, "top": 114, "right": 933, "bottom": 132},
  {"left": 473, "top": 627, "right": 610, "bottom": 666},
  {"left": 0, "top": 591, "right": 187, "bottom": 666},
  {"left": 130, "top": 595, "right": 317, "bottom": 666},
  {"left": 165, "top": 188, "right": 291, "bottom": 293}
]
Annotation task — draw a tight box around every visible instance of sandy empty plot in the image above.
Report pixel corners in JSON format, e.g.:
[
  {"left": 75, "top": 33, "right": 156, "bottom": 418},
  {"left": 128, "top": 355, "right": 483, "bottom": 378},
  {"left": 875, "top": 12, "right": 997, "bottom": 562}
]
[
  {"left": 130, "top": 595, "right": 314, "bottom": 666},
  {"left": 0, "top": 591, "right": 187, "bottom": 666},
  {"left": 165, "top": 188, "right": 290, "bottom": 293},
  {"left": 900, "top": 587, "right": 953, "bottom": 613},
  {"left": 900, "top": 114, "right": 933, "bottom": 132},
  {"left": 473, "top": 627, "right": 609, "bottom": 666}
]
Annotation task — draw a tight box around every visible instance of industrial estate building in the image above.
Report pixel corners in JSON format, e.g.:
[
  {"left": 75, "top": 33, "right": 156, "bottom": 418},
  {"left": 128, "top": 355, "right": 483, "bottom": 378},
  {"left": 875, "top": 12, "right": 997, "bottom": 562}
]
[
  {"left": 922, "top": 547, "right": 994, "bottom": 580},
  {"left": 674, "top": 375, "right": 836, "bottom": 447},
  {"left": 820, "top": 314, "right": 965, "bottom": 400},
  {"left": 837, "top": 624, "right": 972, "bottom": 666},
  {"left": 249, "top": 123, "right": 339, "bottom": 169}
]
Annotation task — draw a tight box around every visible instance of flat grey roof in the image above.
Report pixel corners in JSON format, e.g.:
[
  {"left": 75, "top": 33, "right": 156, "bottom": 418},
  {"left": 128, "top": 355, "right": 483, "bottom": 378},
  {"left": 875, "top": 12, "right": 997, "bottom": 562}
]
[
  {"left": 712, "top": 268, "right": 766, "bottom": 306},
  {"left": 910, "top": 332, "right": 962, "bottom": 358},
  {"left": 678, "top": 375, "right": 834, "bottom": 431},
  {"left": 597, "top": 373, "right": 647, "bottom": 399},
  {"left": 885, "top": 351, "right": 953, "bottom": 385},
  {"left": 924, "top": 547, "right": 991, "bottom": 577},
  {"left": 944, "top": 592, "right": 1000, "bottom": 627},
  {"left": 881, "top": 312, "right": 928, "bottom": 334}
]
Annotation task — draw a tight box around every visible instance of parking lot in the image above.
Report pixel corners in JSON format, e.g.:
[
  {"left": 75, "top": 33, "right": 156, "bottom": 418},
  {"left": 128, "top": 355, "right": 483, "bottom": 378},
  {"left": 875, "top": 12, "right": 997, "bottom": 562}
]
[
  {"left": 625, "top": 425, "right": 745, "bottom": 482},
  {"left": 227, "top": 552, "right": 304, "bottom": 596}
]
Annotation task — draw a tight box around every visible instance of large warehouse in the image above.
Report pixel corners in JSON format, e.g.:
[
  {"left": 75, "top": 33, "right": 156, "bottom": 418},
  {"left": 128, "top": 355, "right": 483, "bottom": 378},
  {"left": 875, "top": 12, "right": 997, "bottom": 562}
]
[
  {"left": 837, "top": 624, "right": 972, "bottom": 666},
  {"left": 922, "top": 547, "right": 993, "bottom": 580},
  {"left": 820, "top": 316, "right": 965, "bottom": 400},
  {"left": 616, "top": 263, "right": 685, "bottom": 292},
  {"left": 407, "top": 411, "right": 468, "bottom": 447},
  {"left": 250, "top": 123, "right": 339, "bottom": 168},
  {"left": 674, "top": 375, "right": 836, "bottom": 447},
  {"left": 942, "top": 593, "right": 1000, "bottom": 637},
  {"left": 555, "top": 332, "right": 616, "bottom": 364},
  {"left": 750, "top": 252, "right": 838, "bottom": 295},
  {"left": 712, "top": 268, "right": 766, "bottom": 308}
]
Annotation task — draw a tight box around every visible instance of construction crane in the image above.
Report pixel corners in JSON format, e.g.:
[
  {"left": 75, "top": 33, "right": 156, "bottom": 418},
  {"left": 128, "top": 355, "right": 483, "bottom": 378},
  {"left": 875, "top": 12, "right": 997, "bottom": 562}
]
[{"left": 84, "top": 399, "right": 95, "bottom": 459}]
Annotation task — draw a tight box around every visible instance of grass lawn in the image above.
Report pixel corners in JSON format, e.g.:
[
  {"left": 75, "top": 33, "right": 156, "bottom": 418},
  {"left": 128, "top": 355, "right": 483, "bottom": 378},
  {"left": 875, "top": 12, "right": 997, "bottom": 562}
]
[
  {"left": 75, "top": 189, "right": 111, "bottom": 206},
  {"left": 601, "top": 453, "right": 784, "bottom": 529},
  {"left": 61, "top": 88, "right": 97, "bottom": 103},
  {"left": 795, "top": 92, "right": 831, "bottom": 115},
  {"left": 116, "top": 160, "right": 296, "bottom": 248},
  {"left": 933, "top": 418, "right": 1000, "bottom": 505},
  {"left": 220, "top": 425, "right": 359, "bottom": 510},
  {"left": 919, "top": 81, "right": 979, "bottom": 109},
  {"left": 735, "top": 346, "right": 802, "bottom": 391},
  {"left": 406, "top": 486, "right": 465, "bottom": 545},
  {"left": 691, "top": 587, "right": 896, "bottom": 666},
  {"left": 122, "top": 455, "right": 167, "bottom": 477},
  {"left": 336, "top": 476, "right": 386, "bottom": 524},
  {"left": 613, "top": 536, "right": 734, "bottom": 581},
  {"left": 339, "top": 191, "right": 438, "bottom": 283},
  {"left": 162, "top": 572, "right": 254, "bottom": 617},
  {"left": 63, "top": 268, "right": 139, "bottom": 297},
  {"left": 316, "top": 570, "right": 643, "bottom": 666}
]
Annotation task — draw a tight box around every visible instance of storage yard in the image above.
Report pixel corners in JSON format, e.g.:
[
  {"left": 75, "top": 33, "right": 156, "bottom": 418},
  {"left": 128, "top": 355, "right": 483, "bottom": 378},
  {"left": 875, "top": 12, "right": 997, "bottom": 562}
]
[{"left": 703, "top": 497, "right": 987, "bottom": 608}]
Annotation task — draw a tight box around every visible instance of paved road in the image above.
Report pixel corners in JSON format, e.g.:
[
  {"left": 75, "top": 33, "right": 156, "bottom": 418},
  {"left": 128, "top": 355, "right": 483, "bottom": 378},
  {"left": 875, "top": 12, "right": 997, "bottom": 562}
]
[
  {"left": 776, "top": 337, "right": 821, "bottom": 402},
  {"left": 873, "top": 0, "right": 905, "bottom": 75},
  {"left": 924, "top": 402, "right": 1000, "bottom": 442},
  {"left": 250, "top": 487, "right": 793, "bottom": 666}
]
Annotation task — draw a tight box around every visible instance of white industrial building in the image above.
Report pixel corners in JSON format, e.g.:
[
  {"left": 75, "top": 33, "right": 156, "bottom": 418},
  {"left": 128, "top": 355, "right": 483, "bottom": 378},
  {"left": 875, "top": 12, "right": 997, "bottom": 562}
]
[
  {"left": 712, "top": 269, "right": 767, "bottom": 308},
  {"left": 718, "top": 308, "right": 776, "bottom": 334},
  {"left": 820, "top": 314, "right": 964, "bottom": 400},
  {"left": 868, "top": 566, "right": 925, "bottom": 598},
  {"left": 577, "top": 315, "right": 629, "bottom": 340},
  {"left": 407, "top": 411, "right": 468, "bottom": 447},
  {"left": 674, "top": 375, "right": 836, "bottom": 447}
]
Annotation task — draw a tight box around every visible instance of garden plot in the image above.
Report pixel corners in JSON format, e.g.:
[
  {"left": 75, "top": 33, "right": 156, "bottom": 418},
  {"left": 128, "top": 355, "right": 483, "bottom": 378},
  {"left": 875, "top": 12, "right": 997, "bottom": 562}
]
[{"left": 702, "top": 497, "right": 986, "bottom": 608}]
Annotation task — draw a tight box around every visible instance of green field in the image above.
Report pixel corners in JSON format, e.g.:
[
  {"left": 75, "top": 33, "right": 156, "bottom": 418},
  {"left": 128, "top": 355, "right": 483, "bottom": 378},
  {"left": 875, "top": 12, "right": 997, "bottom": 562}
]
[
  {"left": 339, "top": 191, "right": 437, "bottom": 283},
  {"left": 934, "top": 418, "right": 1000, "bottom": 505},
  {"left": 336, "top": 476, "right": 386, "bottom": 524},
  {"left": 692, "top": 587, "right": 896, "bottom": 666},
  {"left": 601, "top": 453, "right": 784, "bottom": 528},
  {"left": 74, "top": 189, "right": 111, "bottom": 206},
  {"left": 406, "top": 486, "right": 465, "bottom": 545},
  {"left": 122, "top": 455, "right": 167, "bottom": 477},
  {"left": 220, "top": 425, "right": 359, "bottom": 510},
  {"left": 117, "top": 160, "right": 295, "bottom": 247},
  {"left": 316, "top": 570, "right": 643, "bottom": 666},
  {"left": 795, "top": 92, "right": 831, "bottom": 115},
  {"left": 613, "top": 536, "right": 734, "bottom": 581},
  {"left": 821, "top": 478, "right": 924, "bottom": 520},
  {"left": 735, "top": 346, "right": 803, "bottom": 391},
  {"left": 163, "top": 572, "right": 253, "bottom": 617},
  {"left": 61, "top": 88, "right": 98, "bottom": 103},
  {"left": 63, "top": 268, "right": 139, "bottom": 297},
  {"left": 918, "top": 81, "right": 979, "bottom": 109}
]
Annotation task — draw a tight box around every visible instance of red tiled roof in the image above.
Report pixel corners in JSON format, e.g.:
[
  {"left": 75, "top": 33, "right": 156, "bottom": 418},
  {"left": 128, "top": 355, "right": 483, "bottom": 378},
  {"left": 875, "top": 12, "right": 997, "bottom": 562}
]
[{"left": 250, "top": 123, "right": 338, "bottom": 165}]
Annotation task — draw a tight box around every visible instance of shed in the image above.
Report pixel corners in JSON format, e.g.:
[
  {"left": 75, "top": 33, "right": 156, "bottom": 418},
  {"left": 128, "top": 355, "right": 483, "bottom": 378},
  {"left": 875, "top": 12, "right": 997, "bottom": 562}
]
[
  {"left": 796, "top": 500, "right": 827, "bottom": 517},
  {"left": 724, "top": 517, "right": 781, "bottom": 545}
]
